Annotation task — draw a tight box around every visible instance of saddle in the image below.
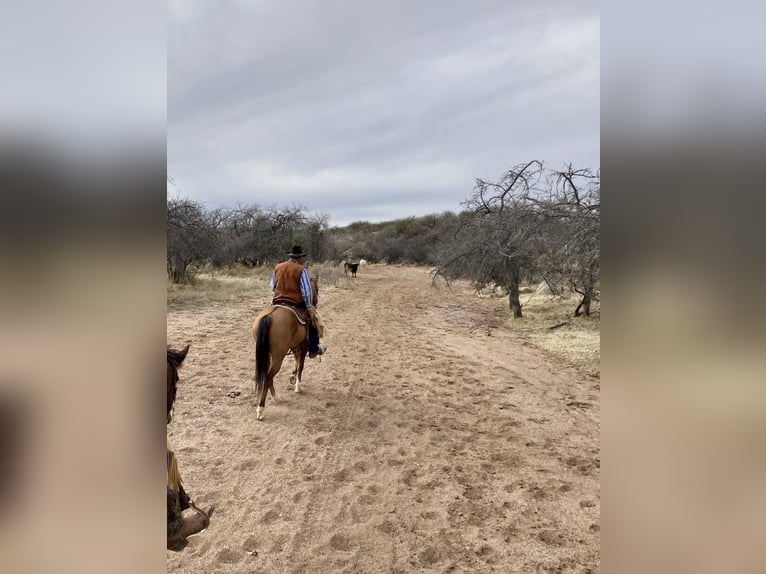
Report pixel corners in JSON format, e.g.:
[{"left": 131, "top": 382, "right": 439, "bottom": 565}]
[
  {"left": 269, "top": 298, "right": 324, "bottom": 337},
  {"left": 270, "top": 299, "right": 309, "bottom": 325}
]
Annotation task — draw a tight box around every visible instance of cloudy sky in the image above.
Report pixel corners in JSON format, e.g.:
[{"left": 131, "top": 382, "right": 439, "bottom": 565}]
[{"left": 168, "top": 0, "right": 599, "bottom": 227}]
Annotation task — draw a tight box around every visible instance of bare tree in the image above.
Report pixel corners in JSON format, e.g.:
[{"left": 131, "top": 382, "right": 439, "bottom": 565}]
[
  {"left": 167, "top": 195, "right": 220, "bottom": 283},
  {"left": 436, "top": 161, "right": 544, "bottom": 318},
  {"left": 434, "top": 161, "right": 599, "bottom": 318},
  {"left": 540, "top": 165, "right": 600, "bottom": 316}
]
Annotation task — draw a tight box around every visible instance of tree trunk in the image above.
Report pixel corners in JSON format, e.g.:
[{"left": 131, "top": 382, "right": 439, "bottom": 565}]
[
  {"left": 574, "top": 265, "right": 595, "bottom": 317},
  {"left": 169, "top": 260, "right": 189, "bottom": 284},
  {"left": 507, "top": 265, "right": 522, "bottom": 318},
  {"left": 575, "top": 289, "right": 591, "bottom": 317}
]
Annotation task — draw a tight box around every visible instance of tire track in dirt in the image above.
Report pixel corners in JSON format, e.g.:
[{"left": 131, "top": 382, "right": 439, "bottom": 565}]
[{"left": 167, "top": 265, "right": 599, "bottom": 573}]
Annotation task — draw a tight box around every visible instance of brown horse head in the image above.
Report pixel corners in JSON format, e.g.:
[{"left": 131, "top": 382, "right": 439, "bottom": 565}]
[{"left": 167, "top": 344, "right": 189, "bottom": 424}]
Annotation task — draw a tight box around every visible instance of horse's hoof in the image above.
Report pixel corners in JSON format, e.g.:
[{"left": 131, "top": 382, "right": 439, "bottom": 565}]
[{"left": 289, "top": 375, "right": 296, "bottom": 385}]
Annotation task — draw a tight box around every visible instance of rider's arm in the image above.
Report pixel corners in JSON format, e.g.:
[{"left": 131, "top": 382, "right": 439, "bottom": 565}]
[
  {"left": 299, "top": 268, "right": 313, "bottom": 310},
  {"left": 269, "top": 272, "right": 276, "bottom": 291}
]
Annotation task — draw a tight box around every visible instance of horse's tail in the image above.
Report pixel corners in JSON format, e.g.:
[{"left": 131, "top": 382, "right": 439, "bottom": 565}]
[{"left": 255, "top": 315, "right": 271, "bottom": 393}]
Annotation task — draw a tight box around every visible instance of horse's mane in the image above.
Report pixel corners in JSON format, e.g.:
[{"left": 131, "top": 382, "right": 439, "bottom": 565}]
[
  {"left": 167, "top": 346, "right": 188, "bottom": 422},
  {"left": 310, "top": 276, "right": 319, "bottom": 307}
]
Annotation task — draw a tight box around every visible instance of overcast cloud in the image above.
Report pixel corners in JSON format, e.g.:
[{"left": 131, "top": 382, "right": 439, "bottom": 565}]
[{"left": 168, "top": 0, "right": 599, "bottom": 227}]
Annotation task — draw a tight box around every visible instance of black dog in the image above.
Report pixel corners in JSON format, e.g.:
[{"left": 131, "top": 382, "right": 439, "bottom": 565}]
[{"left": 344, "top": 262, "right": 359, "bottom": 278}]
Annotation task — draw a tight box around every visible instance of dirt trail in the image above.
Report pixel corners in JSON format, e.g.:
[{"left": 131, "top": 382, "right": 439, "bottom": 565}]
[{"left": 167, "top": 265, "right": 600, "bottom": 573}]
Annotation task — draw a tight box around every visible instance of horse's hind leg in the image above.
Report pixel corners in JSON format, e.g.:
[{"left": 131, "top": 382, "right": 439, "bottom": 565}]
[
  {"left": 255, "top": 376, "right": 273, "bottom": 421},
  {"left": 269, "top": 381, "right": 277, "bottom": 404},
  {"left": 256, "top": 356, "right": 284, "bottom": 420},
  {"left": 289, "top": 355, "right": 298, "bottom": 389},
  {"left": 288, "top": 347, "right": 307, "bottom": 393},
  {"left": 290, "top": 351, "right": 302, "bottom": 393},
  {"left": 295, "top": 348, "right": 307, "bottom": 394}
]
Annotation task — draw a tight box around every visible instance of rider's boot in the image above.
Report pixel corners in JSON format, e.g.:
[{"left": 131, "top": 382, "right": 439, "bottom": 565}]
[{"left": 167, "top": 504, "right": 214, "bottom": 551}]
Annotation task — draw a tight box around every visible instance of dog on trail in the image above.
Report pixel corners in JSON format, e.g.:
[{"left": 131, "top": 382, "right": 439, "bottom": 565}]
[{"left": 343, "top": 262, "right": 359, "bottom": 278}]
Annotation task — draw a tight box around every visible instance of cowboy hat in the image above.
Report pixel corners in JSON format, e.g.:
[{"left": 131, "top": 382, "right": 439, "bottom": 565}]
[{"left": 287, "top": 245, "right": 307, "bottom": 257}]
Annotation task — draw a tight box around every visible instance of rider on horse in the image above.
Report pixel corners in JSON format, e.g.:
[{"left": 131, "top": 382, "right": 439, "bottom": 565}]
[{"left": 269, "top": 245, "right": 326, "bottom": 358}]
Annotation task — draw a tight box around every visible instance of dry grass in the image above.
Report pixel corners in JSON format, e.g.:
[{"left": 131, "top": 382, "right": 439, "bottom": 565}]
[
  {"left": 209, "top": 264, "right": 272, "bottom": 280},
  {"left": 504, "top": 287, "right": 601, "bottom": 377},
  {"left": 167, "top": 263, "right": 354, "bottom": 311},
  {"left": 306, "top": 262, "right": 351, "bottom": 289},
  {"left": 167, "top": 271, "right": 271, "bottom": 311}
]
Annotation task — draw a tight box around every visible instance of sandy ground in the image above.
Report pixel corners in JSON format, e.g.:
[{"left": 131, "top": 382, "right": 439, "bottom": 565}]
[{"left": 166, "top": 265, "right": 600, "bottom": 573}]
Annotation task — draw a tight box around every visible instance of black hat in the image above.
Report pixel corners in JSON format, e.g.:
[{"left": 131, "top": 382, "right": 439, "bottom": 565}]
[{"left": 287, "top": 245, "right": 307, "bottom": 257}]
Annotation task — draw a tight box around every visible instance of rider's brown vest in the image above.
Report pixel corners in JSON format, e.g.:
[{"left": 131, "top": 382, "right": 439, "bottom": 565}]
[{"left": 272, "top": 259, "right": 305, "bottom": 307}]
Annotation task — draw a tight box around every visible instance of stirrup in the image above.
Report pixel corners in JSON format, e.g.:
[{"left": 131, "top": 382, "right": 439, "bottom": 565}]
[
  {"left": 189, "top": 501, "right": 213, "bottom": 530},
  {"left": 167, "top": 503, "right": 212, "bottom": 552}
]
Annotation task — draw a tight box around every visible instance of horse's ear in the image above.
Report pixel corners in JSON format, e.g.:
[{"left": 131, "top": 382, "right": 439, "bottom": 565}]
[{"left": 178, "top": 344, "right": 190, "bottom": 363}]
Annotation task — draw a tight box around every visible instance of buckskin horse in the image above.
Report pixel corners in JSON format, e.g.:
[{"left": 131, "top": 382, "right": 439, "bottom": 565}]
[
  {"left": 251, "top": 277, "right": 318, "bottom": 420},
  {"left": 167, "top": 345, "right": 214, "bottom": 550}
]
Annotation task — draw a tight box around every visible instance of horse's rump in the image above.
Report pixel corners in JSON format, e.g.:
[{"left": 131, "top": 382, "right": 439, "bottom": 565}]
[{"left": 270, "top": 301, "right": 323, "bottom": 338}]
